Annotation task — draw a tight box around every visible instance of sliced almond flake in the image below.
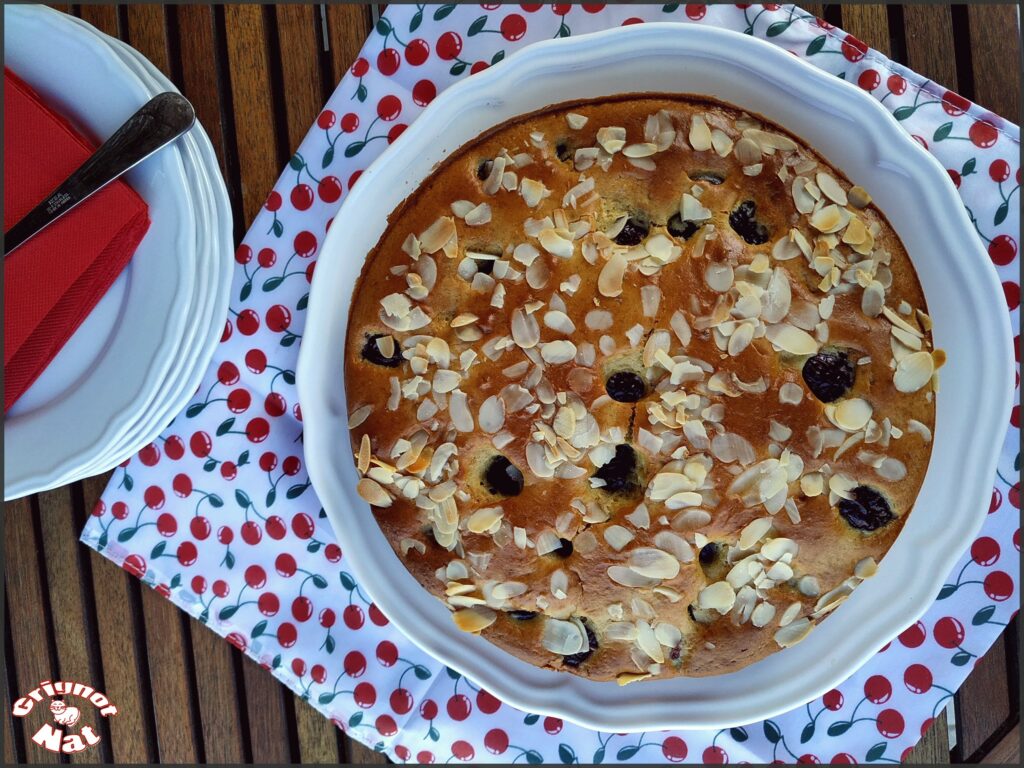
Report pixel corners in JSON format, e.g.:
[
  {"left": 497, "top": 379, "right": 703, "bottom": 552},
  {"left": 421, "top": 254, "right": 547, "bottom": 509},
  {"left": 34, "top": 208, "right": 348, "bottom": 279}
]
[
  {"left": 681, "top": 192, "right": 712, "bottom": 222},
  {"left": 596, "top": 126, "right": 627, "bottom": 154},
  {"left": 705, "top": 263, "right": 734, "bottom": 293},
  {"left": 733, "top": 136, "right": 762, "bottom": 165},
  {"left": 356, "top": 434, "right": 372, "bottom": 474},
  {"left": 482, "top": 155, "right": 506, "bottom": 195},
  {"left": 450, "top": 199, "right": 475, "bottom": 219},
  {"left": 830, "top": 398, "right": 873, "bottom": 432},
  {"left": 654, "top": 531, "right": 693, "bottom": 563},
  {"left": 598, "top": 253, "right": 628, "bottom": 298},
  {"left": 538, "top": 228, "right": 574, "bottom": 259},
  {"left": 511, "top": 308, "right": 541, "bottom": 349},
  {"left": 816, "top": 172, "right": 848, "bottom": 205},
  {"left": 464, "top": 202, "right": 492, "bottom": 226},
  {"left": 401, "top": 233, "right": 422, "bottom": 260},
  {"left": 623, "top": 142, "right": 658, "bottom": 158},
  {"left": 876, "top": 457, "right": 907, "bottom": 481},
  {"left": 739, "top": 517, "right": 774, "bottom": 550},
  {"left": 848, "top": 185, "right": 872, "bottom": 208},
  {"left": 520, "top": 178, "right": 549, "bottom": 208},
  {"left": 894, "top": 350, "right": 934, "bottom": 392},
  {"left": 688, "top": 114, "right": 712, "bottom": 151},
  {"left": 604, "top": 525, "right": 634, "bottom": 551},
  {"left": 906, "top": 419, "right": 932, "bottom": 442},
  {"left": 433, "top": 369, "right": 461, "bottom": 394},
  {"left": 809, "top": 204, "right": 847, "bottom": 233},
  {"left": 710, "top": 129, "right": 734, "bottom": 157},
  {"left": 698, "top": 581, "right": 736, "bottom": 614},
  {"left": 751, "top": 602, "right": 777, "bottom": 628},
  {"left": 635, "top": 620, "right": 665, "bottom": 663},
  {"left": 608, "top": 565, "right": 660, "bottom": 588},
  {"left": 451, "top": 606, "right": 497, "bottom": 633},
  {"left": 357, "top": 478, "right": 392, "bottom": 507},
  {"left": 566, "top": 112, "right": 588, "bottom": 129},
  {"left": 766, "top": 323, "right": 819, "bottom": 355},
  {"left": 573, "top": 147, "right": 599, "bottom": 170},
  {"left": 540, "top": 340, "right": 577, "bottom": 364},
  {"left": 348, "top": 404, "right": 373, "bottom": 429},
  {"left": 883, "top": 306, "right": 924, "bottom": 337},
  {"left": 419, "top": 216, "right": 457, "bottom": 253},
  {"left": 854, "top": 557, "right": 878, "bottom": 579},
  {"left": 774, "top": 617, "right": 812, "bottom": 647}
]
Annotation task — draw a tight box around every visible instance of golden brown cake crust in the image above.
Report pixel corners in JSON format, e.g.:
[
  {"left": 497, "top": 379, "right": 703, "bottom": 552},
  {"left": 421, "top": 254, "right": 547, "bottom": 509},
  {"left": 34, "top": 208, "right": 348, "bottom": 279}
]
[{"left": 343, "top": 95, "right": 939, "bottom": 682}]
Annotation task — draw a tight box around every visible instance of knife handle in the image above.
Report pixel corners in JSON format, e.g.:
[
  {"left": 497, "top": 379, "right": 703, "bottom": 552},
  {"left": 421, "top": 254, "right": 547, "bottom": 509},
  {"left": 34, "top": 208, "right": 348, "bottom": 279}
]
[{"left": 3, "top": 92, "right": 195, "bottom": 257}]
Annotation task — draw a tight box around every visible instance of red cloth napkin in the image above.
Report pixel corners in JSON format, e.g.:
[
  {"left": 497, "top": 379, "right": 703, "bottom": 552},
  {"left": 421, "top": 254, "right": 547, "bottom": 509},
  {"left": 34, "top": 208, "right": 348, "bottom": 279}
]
[{"left": 4, "top": 68, "right": 151, "bottom": 412}]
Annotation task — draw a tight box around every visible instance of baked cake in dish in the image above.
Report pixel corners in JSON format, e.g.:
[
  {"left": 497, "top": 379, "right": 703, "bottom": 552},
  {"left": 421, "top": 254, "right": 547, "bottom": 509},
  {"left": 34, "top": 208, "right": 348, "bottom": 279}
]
[{"left": 343, "top": 96, "right": 941, "bottom": 681}]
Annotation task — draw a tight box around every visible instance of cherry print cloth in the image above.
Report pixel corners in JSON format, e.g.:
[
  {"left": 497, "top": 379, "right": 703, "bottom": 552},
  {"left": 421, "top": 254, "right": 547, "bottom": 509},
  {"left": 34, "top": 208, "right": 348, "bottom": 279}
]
[
  {"left": 81, "top": 4, "right": 1020, "bottom": 764},
  {"left": 4, "top": 67, "right": 150, "bottom": 412}
]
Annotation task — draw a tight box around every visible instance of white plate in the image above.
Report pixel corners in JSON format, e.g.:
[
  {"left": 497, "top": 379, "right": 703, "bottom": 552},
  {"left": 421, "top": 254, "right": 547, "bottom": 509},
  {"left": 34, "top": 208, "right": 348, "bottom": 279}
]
[
  {"left": 4, "top": 4, "right": 196, "bottom": 499},
  {"left": 67, "top": 18, "right": 233, "bottom": 475},
  {"left": 298, "top": 24, "right": 1014, "bottom": 730}
]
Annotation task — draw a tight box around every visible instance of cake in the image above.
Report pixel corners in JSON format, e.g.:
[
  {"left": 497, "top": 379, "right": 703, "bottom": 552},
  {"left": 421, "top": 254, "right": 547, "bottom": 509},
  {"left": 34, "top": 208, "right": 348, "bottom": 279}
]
[{"left": 344, "top": 96, "right": 941, "bottom": 682}]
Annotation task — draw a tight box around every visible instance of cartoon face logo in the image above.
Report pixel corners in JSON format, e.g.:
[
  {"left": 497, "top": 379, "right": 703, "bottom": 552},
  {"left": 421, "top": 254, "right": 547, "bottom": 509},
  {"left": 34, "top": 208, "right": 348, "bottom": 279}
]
[{"left": 49, "top": 700, "right": 81, "bottom": 728}]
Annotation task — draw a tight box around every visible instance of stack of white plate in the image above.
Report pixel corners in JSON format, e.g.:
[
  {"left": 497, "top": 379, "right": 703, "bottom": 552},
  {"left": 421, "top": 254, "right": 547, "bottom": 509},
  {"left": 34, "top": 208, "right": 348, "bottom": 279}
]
[{"left": 4, "top": 5, "right": 233, "bottom": 500}]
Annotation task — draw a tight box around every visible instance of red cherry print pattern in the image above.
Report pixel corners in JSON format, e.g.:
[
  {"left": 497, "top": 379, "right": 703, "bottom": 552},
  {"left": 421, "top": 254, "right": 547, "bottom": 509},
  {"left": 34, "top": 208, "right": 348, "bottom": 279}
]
[
  {"left": 416, "top": 751, "right": 434, "bottom": 764},
  {"left": 172, "top": 473, "right": 193, "bottom": 497},
  {"left": 419, "top": 699, "right": 438, "bottom": 720},
  {"left": 311, "top": 664, "right": 326, "bottom": 684},
  {"left": 947, "top": 169, "right": 961, "bottom": 188},
  {"left": 138, "top": 443, "right": 160, "bottom": 466},
  {"left": 353, "top": 681, "right": 376, "bottom": 708},
  {"left": 551, "top": 4, "right": 571, "bottom": 15},
  {"left": 282, "top": 456, "right": 301, "bottom": 476},
  {"left": 176, "top": 542, "right": 197, "bottom": 567},
  {"left": 340, "top": 112, "right": 359, "bottom": 133},
  {"left": 294, "top": 230, "right": 317, "bottom": 257},
  {"left": 390, "top": 688, "right": 413, "bottom": 715},
  {"left": 841, "top": 34, "right": 868, "bottom": 62},
  {"left": 156, "top": 513, "right": 177, "bottom": 536},
  {"left": 412, "top": 79, "right": 436, "bottom": 107},
  {"left": 470, "top": 61, "right": 489, "bottom": 75},
  {"left": 267, "top": 516, "right": 287, "bottom": 540},
  {"left": 970, "top": 120, "right": 999, "bottom": 148},
  {"left": 662, "top": 736, "right": 688, "bottom": 762},
  {"left": 797, "top": 756, "right": 820, "bottom": 764},
  {"left": 245, "top": 565, "right": 267, "bottom": 589},
  {"left": 318, "top": 176, "right": 342, "bottom": 203},
  {"left": 543, "top": 716, "right": 562, "bottom": 734},
  {"left": 144, "top": 486, "right": 166, "bottom": 510},
  {"left": 292, "top": 596, "right": 313, "bottom": 622},
  {"left": 451, "top": 740, "right": 474, "bottom": 761},
  {"left": 218, "top": 361, "right": 240, "bottom": 385},
  {"left": 831, "top": 753, "right": 856, "bottom": 764},
  {"left": 394, "top": 746, "right": 410, "bottom": 762},
  {"left": 344, "top": 650, "right": 366, "bottom": 677},
  {"left": 933, "top": 616, "right": 965, "bottom": 648},
  {"left": 447, "top": 693, "right": 471, "bottom": 721},
  {"left": 246, "top": 418, "right": 270, "bottom": 443},
  {"left": 501, "top": 14, "right": 527, "bottom": 41},
  {"left": 436, "top": 31, "right": 462, "bottom": 60},
  {"left": 236, "top": 243, "right": 253, "bottom": 264},
  {"left": 291, "top": 658, "right": 305, "bottom": 677},
  {"left": 344, "top": 604, "right": 364, "bottom": 629},
  {"left": 241, "top": 521, "right": 262, "bottom": 545},
  {"left": 622, "top": 17, "right": 644, "bottom": 25},
  {"left": 942, "top": 90, "right": 970, "bottom": 116},
  {"left": 220, "top": 462, "right": 237, "bottom": 481},
  {"left": 236, "top": 309, "right": 259, "bottom": 335},
  {"left": 377, "top": 95, "right": 401, "bottom": 121},
  {"left": 520, "top": 3, "right": 542, "bottom": 11},
  {"left": 257, "top": 248, "right": 277, "bottom": 268},
  {"left": 823, "top": 688, "right": 844, "bottom": 710},
  {"left": 259, "top": 452, "right": 277, "bottom": 472},
  {"left": 245, "top": 349, "right": 267, "bottom": 374},
  {"left": 376, "top": 640, "right": 398, "bottom": 667},
  {"left": 191, "top": 575, "right": 206, "bottom": 594},
  {"left": 887, "top": 73, "right": 906, "bottom": 94},
  {"left": 387, "top": 123, "right": 407, "bottom": 143},
  {"left": 484, "top": 728, "right": 508, "bottom": 755},
  {"left": 275, "top": 552, "right": 297, "bottom": 576},
  {"left": 904, "top": 663, "right": 933, "bottom": 693},
  {"left": 863, "top": 674, "right": 892, "bottom": 704},
  {"left": 316, "top": 110, "right": 335, "bottom": 130},
  {"left": 686, "top": 4, "right": 707, "bottom": 19},
  {"left": 1005, "top": 281, "right": 1021, "bottom": 311},
  {"left": 226, "top": 632, "right": 246, "bottom": 652},
  {"left": 277, "top": 622, "right": 298, "bottom": 648},
  {"left": 112, "top": 501, "right": 129, "bottom": 520},
  {"left": 325, "top": 543, "right": 342, "bottom": 562},
  {"left": 227, "top": 389, "right": 251, "bottom": 413},
  {"left": 376, "top": 715, "right": 398, "bottom": 737},
  {"left": 123, "top": 554, "right": 146, "bottom": 578},
  {"left": 476, "top": 689, "right": 501, "bottom": 714},
  {"left": 876, "top": 708, "right": 905, "bottom": 738},
  {"left": 898, "top": 620, "right": 927, "bottom": 648},
  {"left": 988, "top": 234, "right": 1017, "bottom": 266},
  {"left": 984, "top": 570, "right": 1013, "bottom": 601},
  {"left": 265, "top": 392, "right": 287, "bottom": 417},
  {"left": 703, "top": 746, "right": 728, "bottom": 763},
  {"left": 290, "top": 184, "right": 314, "bottom": 211},
  {"left": 858, "top": 69, "right": 880, "bottom": 91},
  {"left": 377, "top": 48, "right": 400, "bottom": 76},
  {"left": 292, "top": 513, "right": 314, "bottom": 539},
  {"left": 258, "top": 593, "right": 279, "bottom": 616},
  {"left": 350, "top": 57, "right": 368, "bottom": 77},
  {"left": 163, "top": 435, "right": 184, "bottom": 459},
  {"left": 319, "top": 608, "right": 336, "bottom": 628},
  {"left": 582, "top": 3, "right": 605, "bottom": 10},
  {"left": 971, "top": 536, "right": 1001, "bottom": 565},
  {"left": 989, "top": 159, "right": 1011, "bottom": 182},
  {"left": 212, "top": 580, "right": 229, "bottom": 598},
  {"left": 190, "top": 517, "right": 211, "bottom": 540},
  {"left": 369, "top": 603, "right": 388, "bottom": 626},
  {"left": 405, "top": 38, "right": 429, "bottom": 65},
  {"left": 217, "top": 525, "right": 234, "bottom": 545}
]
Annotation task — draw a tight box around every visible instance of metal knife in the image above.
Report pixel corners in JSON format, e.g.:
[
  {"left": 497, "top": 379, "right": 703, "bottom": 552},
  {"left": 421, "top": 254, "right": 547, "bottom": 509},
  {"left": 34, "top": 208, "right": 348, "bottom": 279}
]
[{"left": 3, "top": 92, "right": 196, "bottom": 257}]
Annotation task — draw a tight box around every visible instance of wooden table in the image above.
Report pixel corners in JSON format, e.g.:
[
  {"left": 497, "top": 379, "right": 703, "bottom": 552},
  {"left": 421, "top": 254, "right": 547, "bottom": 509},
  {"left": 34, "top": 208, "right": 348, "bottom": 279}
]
[{"left": 4, "top": 4, "right": 1019, "bottom": 764}]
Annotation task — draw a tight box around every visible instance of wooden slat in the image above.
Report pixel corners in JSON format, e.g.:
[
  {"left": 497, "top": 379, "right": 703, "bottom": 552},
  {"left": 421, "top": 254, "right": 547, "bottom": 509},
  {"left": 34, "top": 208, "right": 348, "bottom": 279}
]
[
  {"left": 955, "top": 636, "right": 1012, "bottom": 759},
  {"left": 139, "top": 587, "right": 201, "bottom": 762},
  {"left": 840, "top": 4, "right": 892, "bottom": 58},
  {"left": 35, "top": 486, "right": 105, "bottom": 764},
  {"left": 4, "top": 498, "right": 61, "bottom": 764},
  {"left": 124, "top": 5, "right": 172, "bottom": 78},
  {"left": 325, "top": 4, "right": 374, "bottom": 87},
  {"left": 294, "top": 695, "right": 343, "bottom": 763},
  {"left": 903, "top": 5, "right": 958, "bottom": 89},
  {"left": 242, "top": 658, "right": 294, "bottom": 764},
  {"left": 906, "top": 710, "right": 951, "bottom": 764},
  {"left": 223, "top": 4, "right": 282, "bottom": 225},
  {"left": 4, "top": 669, "right": 20, "bottom": 763},
  {"left": 274, "top": 4, "right": 327, "bottom": 153},
  {"left": 967, "top": 3, "right": 1021, "bottom": 121},
  {"left": 348, "top": 738, "right": 390, "bottom": 765},
  {"left": 800, "top": 4, "right": 825, "bottom": 23},
  {"left": 981, "top": 724, "right": 1021, "bottom": 764},
  {"left": 81, "top": 474, "right": 154, "bottom": 764},
  {"left": 75, "top": 3, "right": 119, "bottom": 36},
  {"left": 189, "top": 627, "right": 247, "bottom": 763},
  {"left": 174, "top": 5, "right": 230, "bottom": 177}
]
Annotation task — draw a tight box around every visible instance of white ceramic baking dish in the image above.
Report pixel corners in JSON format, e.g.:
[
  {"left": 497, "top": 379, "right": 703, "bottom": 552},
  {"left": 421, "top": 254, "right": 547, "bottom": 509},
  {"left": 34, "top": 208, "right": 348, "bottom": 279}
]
[{"left": 297, "top": 23, "right": 1014, "bottom": 730}]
